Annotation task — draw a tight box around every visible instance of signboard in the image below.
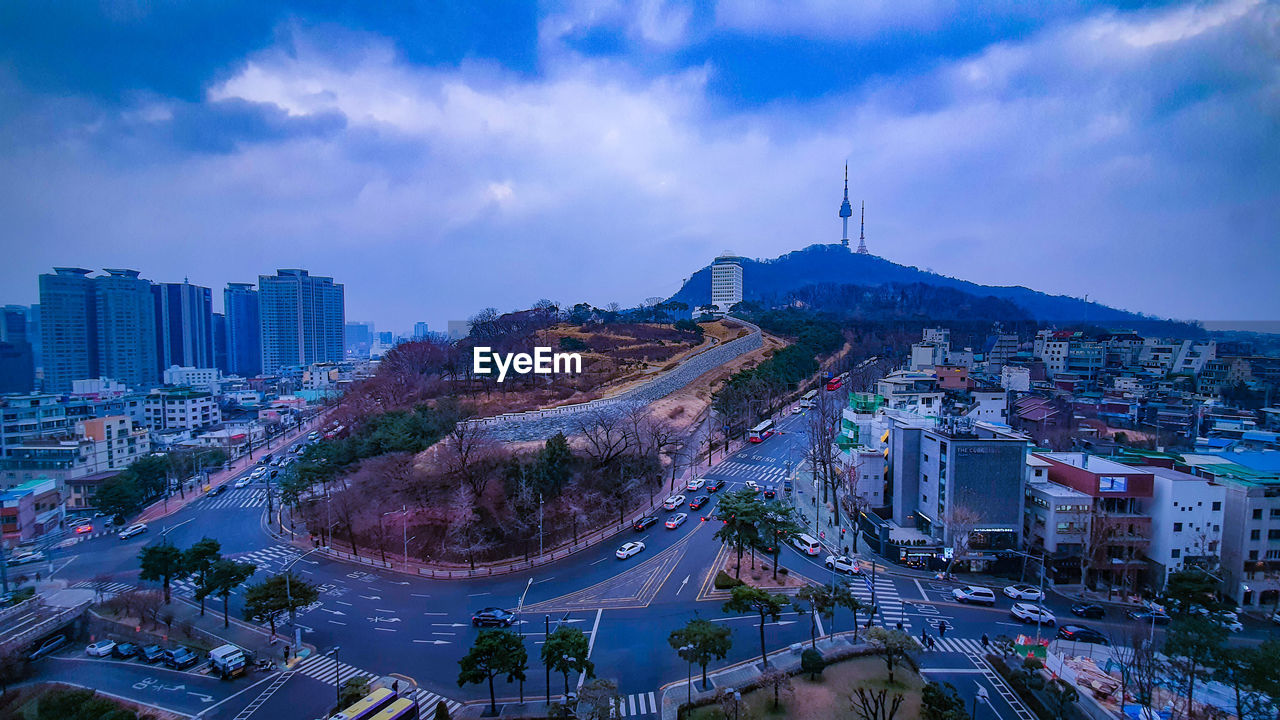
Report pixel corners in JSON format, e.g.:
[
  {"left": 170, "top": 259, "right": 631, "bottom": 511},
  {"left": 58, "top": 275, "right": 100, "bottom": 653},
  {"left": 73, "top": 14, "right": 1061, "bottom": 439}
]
[
  {"left": 1098, "top": 476, "right": 1129, "bottom": 492},
  {"left": 943, "top": 547, "right": 954, "bottom": 559}
]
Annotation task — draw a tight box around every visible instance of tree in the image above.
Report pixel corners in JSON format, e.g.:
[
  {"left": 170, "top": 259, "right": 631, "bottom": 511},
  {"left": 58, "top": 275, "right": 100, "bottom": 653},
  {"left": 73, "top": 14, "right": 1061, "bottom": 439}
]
[
  {"left": 851, "top": 687, "right": 906, "bottom": 720},
  {"left": 542, "top": 626, "right": 594, "bottom": 696},
  {"left": 832, "top": 582, "right": 868, "bottom": 642},
  {"left": 138, "top": 541, "right": 184, "bottom": 604},
  {"left": 668, "top": 618, "right": 732, "bottom": 689},
  {"left": 457, "top": 629, "right": 528, "bottom": 715},
  {"left": 94, "top": 475, "right": 142, "bottom": 521},
  {"left": 758, "top": 505, "right": 803, "bottom": 580},
  {"left": 713, "top": 489, "right": 763, "bottom": 580},
  {"left": 921, "top": 682, "right": 970, "bottom": 720},
  {"left": 182, "top": 537, "right": 222, "bottom": 617},
  {"left": 795, "top": 584, "right": 835, "bottom": 648},
  {"left": 1027, "top": 677, "right": 1079, "bottom": 719},
  {"left": 577, "top": 678, "right": 622, "bottom": 720},
  {"left": 723, "top": 584, "right": 787, "bottom": 667},
  {"left": 759, "top": 665, "right": 793, "bottom": 711},
  {"left": 336, "top": 677, "right": 370, "bottom": 711},
  {"left": 1211, "top": 643, "right": 1271, "bottom": 720},
  {"left": 1163, "top": 567, "right": 1225, "bottom": 614},
  {"left": 866, "top": 626, "right": 916, "bottom": 685},
  {"left": 1164, "top": 616, "right": 1226, "bottom": 719},
  {"left": 0, "top": 646, "right": 29, "bottom": 696},
  {"left": 198, "top": 559, "right": 256, "bottom": 628},
  {"left": 800, "top": 648, "right": 825, "bottom": 680},
  {"left": 432, "top": 700, "right": 451, "bottom": 720},
  {"left": 943, "top": 505, "right": 981, "bottom": 576},
  {"left": 244, "top": 572, "right": 320, "bottom": 637}
]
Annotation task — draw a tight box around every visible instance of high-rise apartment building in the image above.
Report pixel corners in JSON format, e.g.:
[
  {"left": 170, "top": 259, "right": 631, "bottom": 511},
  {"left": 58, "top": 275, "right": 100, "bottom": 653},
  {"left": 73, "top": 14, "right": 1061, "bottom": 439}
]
[
  {"left": 39, "top": 268, "right": 98, "bottom": 392},
  {"left": 258, "top": 269, "right": 345, "bottom": 373},
  {"left": 345, "top": 321, "right": 374, "bottom": 357},
  {"left": 212, "top": 312, "right": 228, "bottom": 373},
  {"left": 224, "top": 283, "right": 261, "bottom": 378},
  {"left": 94, "top": 269, "right": 158, "bottom": 389},
  {"left": 0, "top": 306, "right": 34, "bottom": 394},
  {"left": 413, "top": 322, "right": 430, "bottom": 340},
  {"left": 710, "top": 254, "right": 744, "bottom": 313},
  {"left": 153, "top": 280, "right": 214, "bottom": 372}
]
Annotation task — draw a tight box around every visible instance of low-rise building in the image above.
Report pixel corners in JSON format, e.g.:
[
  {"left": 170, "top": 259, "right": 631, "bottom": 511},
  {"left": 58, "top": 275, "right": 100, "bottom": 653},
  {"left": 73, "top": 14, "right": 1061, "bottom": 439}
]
[
  {"left": 1024, "top": 474, "right": 1092, "bottom": 584},
  {"left": 0, "top": 476, "right": 62, "bottom": 542},
  {"left": 876, "top": 371, "right": 944, "bottom": 416},
  {"left": 162, "top": 366, "right": 222, "bottom": 392},
  {"left": 145, "top": 388, "right": 220, "bottom": 431},
  {"left": 1140, "top": 466, "right": 1225, "bottom": 589},
  {"left": 79, "top": 415, "right": 150, "bottom": 472}
]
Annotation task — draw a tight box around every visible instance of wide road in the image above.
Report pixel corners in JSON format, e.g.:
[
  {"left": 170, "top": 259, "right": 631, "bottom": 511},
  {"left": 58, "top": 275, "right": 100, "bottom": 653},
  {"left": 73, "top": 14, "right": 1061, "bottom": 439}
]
[{"left": 41, "top": 406, "right": 1276, "bottom": 719}]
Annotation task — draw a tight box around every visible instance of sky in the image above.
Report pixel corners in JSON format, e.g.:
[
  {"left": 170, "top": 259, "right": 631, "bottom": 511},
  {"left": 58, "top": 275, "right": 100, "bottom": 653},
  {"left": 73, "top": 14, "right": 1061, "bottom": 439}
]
[{"left": 1, "top": 1, "right": 1277, "bottom": 332}]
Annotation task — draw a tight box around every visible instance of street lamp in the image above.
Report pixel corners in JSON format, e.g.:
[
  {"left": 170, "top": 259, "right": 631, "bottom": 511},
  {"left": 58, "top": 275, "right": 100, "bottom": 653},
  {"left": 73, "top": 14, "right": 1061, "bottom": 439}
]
[
  {"left": 680, "top": 643, "right": 694, "bottom": 705},
  {"left": 380, "top": 506, "right": 411, "bottom": 567},
  {"left": 545, "top": 615, "right": 552, "bottom": 707},
  {"left": 332, "top": 645, "right": 342, "bottom": 706},
  {"left": 517, "top": 577, "right": 533, "bottom": 638}
]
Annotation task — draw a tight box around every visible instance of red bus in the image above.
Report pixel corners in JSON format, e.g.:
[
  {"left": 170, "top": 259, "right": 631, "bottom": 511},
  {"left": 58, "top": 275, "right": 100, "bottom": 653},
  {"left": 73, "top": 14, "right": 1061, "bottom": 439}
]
[
  {"left": 826, "top": 372, "right": 847, "bottom": 391},
  {"left": 749, "top": 420, "right": 775, "bottom": 443}
]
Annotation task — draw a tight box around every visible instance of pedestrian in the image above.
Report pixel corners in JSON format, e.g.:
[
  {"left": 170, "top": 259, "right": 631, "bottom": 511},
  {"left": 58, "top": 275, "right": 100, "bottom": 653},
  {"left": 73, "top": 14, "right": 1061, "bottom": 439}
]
[
  {"left": 921, "top": 627, "right": 928, "bottom": 646},
  {"left": 938, "top": 620, "right": 948, "bottom": 638},
  {"left": 981, "top": 633, "right": 989, "bottom": 649},
  {"left": 283, "top": 645, "right": 291, "bottom": 662},
  {"left": 896, "top": 620, "right": 904, "bottom": 632}
]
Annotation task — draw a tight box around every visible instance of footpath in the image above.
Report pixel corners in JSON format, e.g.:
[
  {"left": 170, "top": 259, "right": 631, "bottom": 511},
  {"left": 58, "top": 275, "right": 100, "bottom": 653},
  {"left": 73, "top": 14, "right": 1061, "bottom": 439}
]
[{"left": 136, "top": 413, "right": 329, "bottom": 526}]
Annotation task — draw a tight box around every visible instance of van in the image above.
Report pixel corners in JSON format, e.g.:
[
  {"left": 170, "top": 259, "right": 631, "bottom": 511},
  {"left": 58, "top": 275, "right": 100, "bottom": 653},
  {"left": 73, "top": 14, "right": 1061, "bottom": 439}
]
[
  {"left": 792, "top": 533, "right": 821, "bottom": 556},
  {"left": 209, "top": 644, "right": 248, "bottom": 679}
]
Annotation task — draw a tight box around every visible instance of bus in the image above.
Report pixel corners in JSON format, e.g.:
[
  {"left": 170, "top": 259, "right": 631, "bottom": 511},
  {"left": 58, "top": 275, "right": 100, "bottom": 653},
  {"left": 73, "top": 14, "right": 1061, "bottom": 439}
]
[
  {"left": 368, "top": 698, "right": 419, "bottom": 720},
  {"left": 826, "top": 372, "right": 848, "bottom": 391},
  {"left": 749, "top": 420, "right": 775, "bottom": 443},
  {"left": 334, "top": 688, "right": 396, "bottom": 720},
  {"left": 798, "top": 389, "right": 818, "bottom": 409}
]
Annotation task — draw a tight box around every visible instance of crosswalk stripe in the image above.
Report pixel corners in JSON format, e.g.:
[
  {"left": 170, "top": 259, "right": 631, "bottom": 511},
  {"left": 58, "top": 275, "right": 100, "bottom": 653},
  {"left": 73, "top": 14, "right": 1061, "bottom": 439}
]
[{"left": 293, "top": 654, "right": 461, "bottom": 713}]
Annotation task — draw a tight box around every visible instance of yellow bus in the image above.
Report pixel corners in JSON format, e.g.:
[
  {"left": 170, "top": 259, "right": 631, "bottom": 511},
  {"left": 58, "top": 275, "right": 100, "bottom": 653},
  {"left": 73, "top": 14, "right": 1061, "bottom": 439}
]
[{"left": 333, "top": 688, "right": 396, "bottom": 720}]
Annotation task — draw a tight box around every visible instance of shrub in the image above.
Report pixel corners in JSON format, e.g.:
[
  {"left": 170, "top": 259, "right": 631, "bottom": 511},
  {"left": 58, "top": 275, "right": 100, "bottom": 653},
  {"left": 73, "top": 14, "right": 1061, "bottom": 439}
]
[
  {"left": 800, "top": 648, "right": 825, "bottom": 680},
  {"left": 559, "top": 336, "right": 588, "bottom": 352},
  {"left": 713, "top": 571, "right": 743, "bottom": 590}
]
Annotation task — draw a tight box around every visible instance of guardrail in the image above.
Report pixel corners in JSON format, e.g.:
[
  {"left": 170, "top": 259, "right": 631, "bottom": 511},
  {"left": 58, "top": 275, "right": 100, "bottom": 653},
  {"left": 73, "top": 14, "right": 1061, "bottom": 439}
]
[{"left": 0, "top": 600, "right": 91, "bottom": 651}]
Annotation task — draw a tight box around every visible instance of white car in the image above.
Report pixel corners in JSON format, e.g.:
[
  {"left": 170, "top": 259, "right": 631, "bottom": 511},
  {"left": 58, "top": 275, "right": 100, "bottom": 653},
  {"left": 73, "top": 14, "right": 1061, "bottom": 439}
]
[
  {"left": 744, "top": 480, "right": 759, "bottom": 492},
  {"left": 665, "top": 513, "right": 688, "bottom": 530},
  {"left": 952, "top": 586, "right": 997, "bottom": 606},
  {"left": 85, "top": 640, "right": 117, "bottom": 657},
  {"left": 824, "top": 555, "right": 860, "bottom": 574},
  {"left": 686, "top": 478, "right": 706, "bottom": 492},
  {"left": 234, "top": 477, "right": 251, "bottom": 489},
  {"left": 615, "top": 541, "right": 645, "bottom": 560},
  {"left": 1011, "top": 603, "right": 1056, "bottom": 625},
  {"left": 118, "top": 523, "right": 147, "bottom": 540},
  {"left": 662, "top": 495, "right": 687, "bottom": 510},
  {"left": 1003, "top": 584, "right": 1044, "bottom": 602},
  {"left": 250, "top": 467, "right": 267, "bottom": 479},
  {"left": 7, "top": 551, "right": 45, "bottom": 566}
]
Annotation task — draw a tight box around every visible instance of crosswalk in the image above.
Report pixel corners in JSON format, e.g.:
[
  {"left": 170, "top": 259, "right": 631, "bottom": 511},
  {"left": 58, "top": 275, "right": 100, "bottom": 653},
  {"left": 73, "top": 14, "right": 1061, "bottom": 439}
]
[
  {"left": 73, "top": 544, "right": 303, "bottom": 600},
  {"left": 611, "top": 690, "right": 658, "bottom": 717},
  {"left": 707, "top": 461, "right": 788, "bottom": 484},
  {"left": 198, "top": 488, "right": 269, "bottom": 510},
  {"left": 292, "top": 652, "right": 461, "bottom": 716},
  {"left": 72, "top": 579, "right": 136, "bottom": 597},
  {"left": 926, "top": 636, "right": 992, "bottom": 655}
]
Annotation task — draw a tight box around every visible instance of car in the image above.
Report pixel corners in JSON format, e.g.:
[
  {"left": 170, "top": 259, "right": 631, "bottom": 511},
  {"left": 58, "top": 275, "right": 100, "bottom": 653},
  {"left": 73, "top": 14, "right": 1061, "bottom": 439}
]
[
  {"left": 824, "top": 555, "right": 860, "bottom": 574},
  {"left": 234, "top": 478, "right": 251, "bottom": 489},
  {"left": 113, "top": 642, "right": 140, "bottom": 659},
  {"left": 117, "top": 523, "right": 147, "bottom": 540},
  {"left": 1207, "top": 612, "right": 1243, "bottom": 632},
  {"left": 783, "top": 479, "right": 793, "bottom": 492},
  {"left": 686, "top": 478, "right": 706, "bottom": 492},
  {"left": 28, "top": 635, "right": 67, "bottom": 661},
  {"left": 471, "top": 607, "right": 516, "bottom": 627},
  {"left": 139, "top": 644, "right": 166, "bottom": 663},
  {"left": 207, "top": 485, "right": 225, "bottom": 497},
  {"left": 86, "top": 640, "right": 117, "bottom": 657},
  {"left": 662, "top": 495, "right": 686, "bottom": 510},
  {"left": 1272, "top": 610, "right": 1280, "bottom": 626},
  {"left": 250, "top": 467, "right": 267, "bottom": 479},
  {"left": 706, "top": 478, "right": 726, "bottom": 493},
  {"left": 65, "top": 516, "right": 91, "bottom": 527},
  {"left": 1003, "top": 584, "right": 1044, "bottom": 602},
  {"left": 1011, "top": 603, "right": 1056, "bottom": 625},
  {"left": 163, "top": 647, "right": 200, "bottom": 669},
  {"left": 632, "top": 516, "right": 658, "bottom": 531},
  {"left": 744, "top": 480, "right": 759, "bottom": 492},
  {"left": 689, "top": 496, "right": 710, "bottom": 510},
  {"left": 616, "top": 541, "right": 645, "bottom": 560},
  {"left": 1057, "top": 624, "right": 1110, "bottom": 645},
  {"left": 74, "top": 524, "right": 94, "bottom": 534},
  {"left": 952, "top": 586, "right": 997, "bottom": 606},
  {"left": 665, "top": 513, "right": 688, "bottom": 529},
  {"left": 1070, "top": 603, "right": 1106, "bottom": 619},
  {"left": 763, "top": 487, "right": 776, "bottom": 499},
  {"left": 7, "top": 550, "right": 45, "bottom": 566},
  {"left": 1127, "top": 609, "right": 1172, "bottom": 625}
]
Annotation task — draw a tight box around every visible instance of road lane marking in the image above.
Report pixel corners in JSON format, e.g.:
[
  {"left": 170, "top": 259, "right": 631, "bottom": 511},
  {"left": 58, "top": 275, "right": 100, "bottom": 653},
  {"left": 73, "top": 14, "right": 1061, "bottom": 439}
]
[
  {"left": 411, "top": 593, "right": 431, "bottom": 598},
  {"left": 328, "top": 620, "right": 346, "bottom": 625},
  {"left": 374, "top": 627, "right": 396, "bottom": 632},
  {"left": 590, "top": 557, "right": 609, "bottom": 565},
  {"left": 336, "top": 601, "right": 352, "bottom": 606},
  {"left": 913, "top": 578, "right": 929, "bottom": 599},
  {"left": 467, "top": 592, "right": 491, "bottom": 597},
  {"left": 578, "top": 609, "right": 603, "bottom": 691}
]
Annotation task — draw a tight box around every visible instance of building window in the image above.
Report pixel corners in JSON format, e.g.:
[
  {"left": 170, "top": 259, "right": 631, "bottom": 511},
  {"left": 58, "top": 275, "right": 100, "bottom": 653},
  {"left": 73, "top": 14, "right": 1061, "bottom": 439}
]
[
  {"left": 1253, "top": 509, "right": 1263, "bottom": 520},
  {"left": 1273, "top": 509, "right": 1280, "bottom": 519},
  {"left": 1173, "top": 523, "right": 1182, "bottom": 532},
  {"left": 1212, "top": 501, "right": 1221, "bottom": 511},
  {"left": 1171, "top": 549, "right": 1180, "bottom": 559},
  {"left": 1269, "top": 529, "right": 1280, "bottom": 540},
  {"left": 1251, "top": 529, "right": 1261, "bottom": 541}
]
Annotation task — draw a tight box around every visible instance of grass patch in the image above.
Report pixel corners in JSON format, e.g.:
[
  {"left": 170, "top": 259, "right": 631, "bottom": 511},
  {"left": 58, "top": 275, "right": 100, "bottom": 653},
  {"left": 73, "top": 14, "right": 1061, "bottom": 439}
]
[{"left": 686, "top": 657, "right": 923, "bottom": 720}]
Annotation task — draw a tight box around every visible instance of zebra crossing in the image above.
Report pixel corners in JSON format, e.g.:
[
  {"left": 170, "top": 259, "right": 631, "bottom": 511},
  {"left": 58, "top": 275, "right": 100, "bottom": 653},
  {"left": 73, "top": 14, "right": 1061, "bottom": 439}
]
[
  {"left": 198, "top": 488, "right": 268, "bottom": 510},
  {"left": 292, "top": 652, "right": 461, "bottom": 716},
  {"left": 707, "top": 460, "right": 788, "bottom": 483},
  {"left": 74, "top": 544, "right": 302, "bottom": 600},
  {"left": 852, "top": 572, "right": 913, "bottom": 631},
  {"left": 611, "top": 690, "right": 658, "bottom": 717},
  {"left": 926, "top": 636, "right": 992, "bottom": 655},
  {"left": 71, "top": 579, "right": 136, "bottom": 597}
]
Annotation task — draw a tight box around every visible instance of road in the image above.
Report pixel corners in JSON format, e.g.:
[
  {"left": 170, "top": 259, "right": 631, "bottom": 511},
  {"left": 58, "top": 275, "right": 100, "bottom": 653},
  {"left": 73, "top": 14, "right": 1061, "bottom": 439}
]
[{"left": 37, "top": 401, "right": 1277, "bottom": 719}]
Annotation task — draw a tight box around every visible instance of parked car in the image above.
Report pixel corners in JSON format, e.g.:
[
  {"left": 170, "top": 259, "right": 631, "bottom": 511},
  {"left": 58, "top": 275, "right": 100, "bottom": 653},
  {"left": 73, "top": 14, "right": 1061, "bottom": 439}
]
[
  {"left": 471, "top": 607, "right": 516, "bottom": 628},
  {"left": 86, "top": 640, "right": 118, "bottom": 657},
  {"left": 1010, "top": 603, "right": 1056, "bottom": 625},
  {"left": 706, "top": 478, "right": 726, "bottom": 493},
  {"left": 113, "top": 642, "right": 140, "bottom": 659},
  {"left": 1057, "top": 624, "right": 1110, "bottom": 645},
  {"left": 1272, "top": 610, "right": 1280, "bottom": 626},
  {"left": 163, "top": 647, "right": 200, "bottom": 669},
  {"left": 1070, "top": 603, "right": 1106, "bottom": 619},
  {"left": 632, "top": 516, "right": 658, "bottom": 531},
  {"left": 616, "top": 541, "right": 645, "bottom": 560},
  {"left": 686, "top": 478, "right": 706, "bottom": 492},
  {"left": 825, "top": 555, "right": 859, "bottom": 574},
  {"left": 1127, "top": 609, "right": 1172, "bottom": 625},
  {"left": 665, "top": 513, "right": 688, "bottom": 530},
  {"left": 140, "top": 644, "right": 166, "bottom": 663},
  {"left": 952, "top": 586, "right": 997, "bottom": 606},
  {"left": 688, "top": 496, "right": 709, "bottom": 510},
  {"left": 1002, "top": 584, "right": 1044, "bottom": 602},
  {"left": 117, "top": 523, "right": 147, "bottom": 540},
  {"left": 28, "top": 635, "right": 67, "bottom": 661},
  {"left": 661, "top": 495, "right": 686, "bottom": 510}
]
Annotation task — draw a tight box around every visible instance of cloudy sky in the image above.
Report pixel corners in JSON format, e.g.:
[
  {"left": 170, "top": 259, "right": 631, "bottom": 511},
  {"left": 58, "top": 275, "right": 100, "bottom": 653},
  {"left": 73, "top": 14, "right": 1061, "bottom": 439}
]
[{"left": 1, "top": 1, "right": 1276, "bottom": 331}]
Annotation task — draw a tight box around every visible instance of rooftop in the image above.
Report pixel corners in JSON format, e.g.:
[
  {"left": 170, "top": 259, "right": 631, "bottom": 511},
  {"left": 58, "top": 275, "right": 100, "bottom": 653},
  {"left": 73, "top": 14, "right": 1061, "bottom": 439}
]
[
  {"left": 1028, "top": 478, "right": 1091, "bottom": 499},
  {"left": 1038, "top": 452, "right": 1141, "bottom": 475}
]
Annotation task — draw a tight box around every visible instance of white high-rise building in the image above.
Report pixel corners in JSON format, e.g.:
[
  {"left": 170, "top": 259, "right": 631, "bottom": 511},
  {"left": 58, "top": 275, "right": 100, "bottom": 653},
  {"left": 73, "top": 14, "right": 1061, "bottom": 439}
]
[{"left": 710, "top": 255, "right": 743, "bottom": 314}]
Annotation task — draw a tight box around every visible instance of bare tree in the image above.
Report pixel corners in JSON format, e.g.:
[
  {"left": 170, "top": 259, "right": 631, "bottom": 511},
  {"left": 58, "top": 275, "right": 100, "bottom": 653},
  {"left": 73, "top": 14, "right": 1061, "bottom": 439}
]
[
  {"left": 806, "top": 390, "right": 843, "bottom": 524},
  {"left": 441, "top": 422, "right": 498, "bottom": 498},
  {"left": 944, "top": 505, "right": 982, "bottom": 576},
  {"left": 840, "top": 453, "right": 874, "bottom": 552},
  {"left": 851, "top": 688, "right": 906, "bottom": 720},
  {"left": 575, "top": 408, "right": 633, "bottom": 468}
]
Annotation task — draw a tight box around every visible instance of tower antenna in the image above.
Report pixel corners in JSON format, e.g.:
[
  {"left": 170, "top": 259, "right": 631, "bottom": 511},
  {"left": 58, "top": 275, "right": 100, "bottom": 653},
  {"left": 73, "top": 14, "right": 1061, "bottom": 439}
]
[{"left": 838, "top": 164, "right": 853, "bottom": 248}]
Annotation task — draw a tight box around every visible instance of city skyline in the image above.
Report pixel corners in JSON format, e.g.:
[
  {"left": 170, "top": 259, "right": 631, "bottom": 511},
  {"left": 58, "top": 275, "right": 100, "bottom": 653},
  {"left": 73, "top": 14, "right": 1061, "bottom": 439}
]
[{"left": 1, "top": 1, "right": 1277, "bottom": 330}]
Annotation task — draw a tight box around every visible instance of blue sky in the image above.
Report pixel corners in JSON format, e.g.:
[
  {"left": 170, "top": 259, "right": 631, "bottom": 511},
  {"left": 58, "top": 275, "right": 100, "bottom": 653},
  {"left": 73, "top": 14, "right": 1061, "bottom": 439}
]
[{"left": 1, "top": 0, "right": 1276, "bottom": 331}]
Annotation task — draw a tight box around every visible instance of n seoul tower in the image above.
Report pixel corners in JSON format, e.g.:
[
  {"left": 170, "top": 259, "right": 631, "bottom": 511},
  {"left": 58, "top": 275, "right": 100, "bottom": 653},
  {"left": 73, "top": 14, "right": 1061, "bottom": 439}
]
[{"left": 839, "top": 164, "right": 853, "bottom": 248}]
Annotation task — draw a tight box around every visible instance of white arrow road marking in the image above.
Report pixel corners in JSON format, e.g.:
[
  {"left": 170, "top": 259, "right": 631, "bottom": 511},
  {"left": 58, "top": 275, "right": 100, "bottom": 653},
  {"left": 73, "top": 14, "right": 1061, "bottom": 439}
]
[
  {"left": 320, "top": 609, "right": 345, "bottom": 616},
  {"left": 390, "top": 580, "right": 409, "bottom": 585},
  {"left": 413, "top": 639, "right": 453, "bottom": 645},
  {"left": 412, "top": 594, "right": 432, "bottom": 598},
  {"left": 359, "top": 595, "right": 381, "bottom": 600},
  {"left": 431, "top": 622, "right": 469, "bottom": 627},
  {"left": 676, "top": 575, "right": 690, "bottom": 596},
  {"left": 368, "top": 616, "right": 402, "bottom": 623},
  {"left": 376, "top": 608, "right": 397, "bottom": 613},
  {"left": 423, "top": 612, "right": 447, "bottom": 616},
  {"left": 188, "top": 692, "right": 215, "bottom": 703}
]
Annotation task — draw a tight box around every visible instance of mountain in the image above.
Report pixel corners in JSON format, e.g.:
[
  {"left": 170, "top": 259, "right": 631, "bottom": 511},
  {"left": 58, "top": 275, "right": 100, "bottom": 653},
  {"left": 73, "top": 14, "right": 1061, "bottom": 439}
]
[{"left": 670, "top": 244, "right": 1186, "bottom": 328}]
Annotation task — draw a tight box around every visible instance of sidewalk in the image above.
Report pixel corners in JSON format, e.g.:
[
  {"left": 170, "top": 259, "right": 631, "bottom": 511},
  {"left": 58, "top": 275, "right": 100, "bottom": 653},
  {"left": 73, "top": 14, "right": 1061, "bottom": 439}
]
[{"left": 136, "top": 412, "right": 329, "bottom": 525}]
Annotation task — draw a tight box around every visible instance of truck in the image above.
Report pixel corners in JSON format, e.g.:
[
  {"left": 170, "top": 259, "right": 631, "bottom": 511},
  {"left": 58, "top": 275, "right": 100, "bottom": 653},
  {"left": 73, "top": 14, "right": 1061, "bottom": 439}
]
[{"left": 209, "top": 644, "right": 249, "bottom": 679}]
